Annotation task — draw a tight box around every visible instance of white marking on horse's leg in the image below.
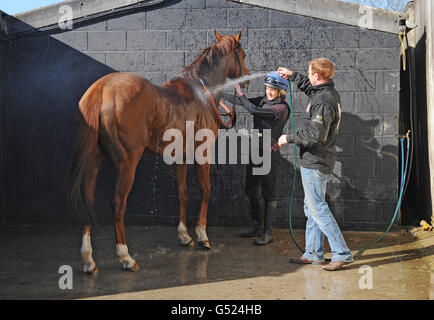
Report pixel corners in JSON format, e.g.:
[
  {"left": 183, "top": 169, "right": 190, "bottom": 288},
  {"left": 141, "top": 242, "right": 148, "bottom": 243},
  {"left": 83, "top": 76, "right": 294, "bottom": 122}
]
[
  {"left": 177, "top": 223, "right": 192, "bottom": 246},
  {"left": 116, "top": 244, "right": 137, "bottom": 270},
  {"left": 81, "top": 232, "right": 97, "bottom": 273},
  {"left": 195, "top": 224, "right": 208, "bottom": 243}
]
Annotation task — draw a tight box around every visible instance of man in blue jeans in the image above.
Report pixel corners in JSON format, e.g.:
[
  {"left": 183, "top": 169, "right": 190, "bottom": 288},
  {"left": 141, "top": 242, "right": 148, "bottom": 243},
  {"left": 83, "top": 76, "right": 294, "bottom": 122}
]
[{"left": 277, "top": 58, "right": 353, "bottom": 271}]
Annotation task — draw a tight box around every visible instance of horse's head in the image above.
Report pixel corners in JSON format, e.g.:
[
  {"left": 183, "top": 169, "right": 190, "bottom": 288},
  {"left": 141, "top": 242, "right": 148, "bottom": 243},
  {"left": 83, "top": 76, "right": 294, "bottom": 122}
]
[
  {"left": 182, "top": 30, "right": 249, "bottom": 89},
  {"left": 213, "top": 30, "right": 249, "bottom": 88}
]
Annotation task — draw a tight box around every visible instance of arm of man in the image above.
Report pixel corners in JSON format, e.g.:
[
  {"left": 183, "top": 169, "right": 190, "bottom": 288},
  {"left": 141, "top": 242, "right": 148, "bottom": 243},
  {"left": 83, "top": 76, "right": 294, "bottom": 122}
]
[
  {"left": 278, "top": 67, "right": 314, "bottom": 98},
  {"left": 286, "top": 102, "right": 334, "bottom": 148},
  {"left": 290, "top": 72, "right": 314, "bottom": 98}
]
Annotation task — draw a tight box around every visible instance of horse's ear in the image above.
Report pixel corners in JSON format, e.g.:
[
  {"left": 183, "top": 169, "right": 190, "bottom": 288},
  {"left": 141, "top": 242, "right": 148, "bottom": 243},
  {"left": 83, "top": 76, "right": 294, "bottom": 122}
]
[
  {"left": 235, "top": 30, "right": 242, "bottom": 43},
  {"left": 214, "top": 30, "right": 223, "bottom": 41}
]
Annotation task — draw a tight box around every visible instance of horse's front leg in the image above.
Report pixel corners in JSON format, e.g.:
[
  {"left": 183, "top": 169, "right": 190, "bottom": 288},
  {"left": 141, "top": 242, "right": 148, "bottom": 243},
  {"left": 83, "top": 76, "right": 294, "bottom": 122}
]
[
  {"left": 195, "top": 163, "right": 211, "bottom": 249},
  {"left": 174, "top": 164, "right": 193, "bottom": 247}
]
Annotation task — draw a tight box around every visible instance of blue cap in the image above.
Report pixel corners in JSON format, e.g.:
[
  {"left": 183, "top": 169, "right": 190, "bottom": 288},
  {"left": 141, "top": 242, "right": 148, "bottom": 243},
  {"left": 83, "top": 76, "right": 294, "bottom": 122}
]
[{"left": 264, "top": 71, "right": 289, "bottom": 91}]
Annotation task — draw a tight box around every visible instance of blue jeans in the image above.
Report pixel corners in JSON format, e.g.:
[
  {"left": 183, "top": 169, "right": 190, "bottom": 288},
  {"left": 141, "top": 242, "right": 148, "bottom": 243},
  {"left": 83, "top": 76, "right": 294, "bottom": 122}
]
[{"left": 300, "top": 166, "right": 353, "bottom": 263}]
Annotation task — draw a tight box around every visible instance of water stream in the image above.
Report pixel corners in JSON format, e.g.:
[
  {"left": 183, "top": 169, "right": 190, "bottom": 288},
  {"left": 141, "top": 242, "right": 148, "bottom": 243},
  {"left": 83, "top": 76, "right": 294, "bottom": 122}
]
[
  {"left": 209, "top": 72, "right": 268, "bottom": 95},
  {"left": 193, "top": 72, "right": 268, "bottom": 103}
]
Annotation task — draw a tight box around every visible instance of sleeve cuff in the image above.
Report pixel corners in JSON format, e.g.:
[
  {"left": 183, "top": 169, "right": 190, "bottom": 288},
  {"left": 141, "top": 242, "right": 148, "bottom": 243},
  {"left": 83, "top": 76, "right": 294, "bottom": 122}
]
[
  {"left": 289, "top": 72, "right": 298, "bottom": 82},
  {"left": 286, "top": 134, "right": 295, "bottom": 144}
]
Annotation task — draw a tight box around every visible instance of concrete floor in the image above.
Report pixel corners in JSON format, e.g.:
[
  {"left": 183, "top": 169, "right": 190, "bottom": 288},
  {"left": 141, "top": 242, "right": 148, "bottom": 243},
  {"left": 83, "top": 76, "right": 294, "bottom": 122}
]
[{"left": 0, "top": 224, "right": 433, "bottom": 300}]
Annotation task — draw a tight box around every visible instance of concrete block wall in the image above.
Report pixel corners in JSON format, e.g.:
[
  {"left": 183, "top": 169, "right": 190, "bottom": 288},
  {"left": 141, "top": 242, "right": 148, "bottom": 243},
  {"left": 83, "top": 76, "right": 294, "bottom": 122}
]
[{"left": 0, "top": 0, "right": 401, "bottom": 229}]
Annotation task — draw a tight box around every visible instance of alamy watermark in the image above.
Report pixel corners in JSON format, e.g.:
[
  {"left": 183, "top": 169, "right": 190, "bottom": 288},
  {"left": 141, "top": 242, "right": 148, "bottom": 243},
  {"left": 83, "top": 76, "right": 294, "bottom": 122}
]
[
  {"left": 358, "top": 265, "right": 373, "bottom": 290},
  {"left": 58, "top": 265, "right": 73, "bottom": 290},
  {"left": 162, "top": 121, "right": 272, "bottom": 175},
  {"left": 358, "top": 5, "right": 374, "bottom": 30},
  {"left": 58, "top": 5, "right": 74, "bottom": 30}
]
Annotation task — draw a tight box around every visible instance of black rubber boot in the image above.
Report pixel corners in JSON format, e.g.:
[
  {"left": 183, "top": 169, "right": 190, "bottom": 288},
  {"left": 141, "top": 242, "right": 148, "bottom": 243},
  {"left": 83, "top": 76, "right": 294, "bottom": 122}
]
[
  {"left": 238, "top": 198, "right": 265, "bottom": 238},
  {"left": 255, "top": 200, "right": 277, "bottom": 245}
]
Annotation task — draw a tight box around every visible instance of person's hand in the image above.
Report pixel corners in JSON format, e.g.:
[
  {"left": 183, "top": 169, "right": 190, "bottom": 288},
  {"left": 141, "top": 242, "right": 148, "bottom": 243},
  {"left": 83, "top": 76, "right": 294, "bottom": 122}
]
[
  {"left": 277, "top": 67, "right": 293, "bottom": 80},
  {"left": 278, "top": 135, "right": 289, "bottom": 148},
  {"left": 234, "top": 84, "right": 242, "bottom": 96}
]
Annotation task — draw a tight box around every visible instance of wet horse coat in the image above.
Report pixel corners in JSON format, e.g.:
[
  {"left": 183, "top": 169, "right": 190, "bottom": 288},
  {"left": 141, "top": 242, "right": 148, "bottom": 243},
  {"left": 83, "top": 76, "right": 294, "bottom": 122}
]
[{"left": 67, "top": 31, "right": 249, "bottom": 272}]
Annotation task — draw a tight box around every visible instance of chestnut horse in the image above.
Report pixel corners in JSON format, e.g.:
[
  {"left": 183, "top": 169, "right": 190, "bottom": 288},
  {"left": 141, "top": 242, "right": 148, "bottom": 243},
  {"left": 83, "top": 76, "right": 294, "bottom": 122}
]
[{"left": 67, "top": 30, "right": 249, "bottom": 273}]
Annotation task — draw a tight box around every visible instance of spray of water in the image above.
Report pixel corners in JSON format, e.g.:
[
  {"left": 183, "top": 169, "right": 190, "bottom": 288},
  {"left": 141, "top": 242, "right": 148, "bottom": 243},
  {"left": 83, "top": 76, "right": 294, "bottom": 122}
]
[
  {"left": 192, "top": 72, "right": 267, "bottom": 105},
  {"left": 210, "top": 72, "right": 267, "bottom": 95}
]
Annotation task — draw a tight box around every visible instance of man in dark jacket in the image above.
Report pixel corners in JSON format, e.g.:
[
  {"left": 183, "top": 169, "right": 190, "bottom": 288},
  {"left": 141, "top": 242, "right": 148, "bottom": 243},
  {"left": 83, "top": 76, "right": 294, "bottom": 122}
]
[{"left": 278, "top": 58, "right": 353, "bottom": 271}]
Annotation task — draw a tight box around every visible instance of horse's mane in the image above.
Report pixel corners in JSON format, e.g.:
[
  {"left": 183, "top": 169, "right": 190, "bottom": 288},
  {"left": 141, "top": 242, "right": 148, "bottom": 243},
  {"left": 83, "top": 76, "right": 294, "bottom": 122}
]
[
  {"left": 182, "top": 36, "right": 237, "bottom": 79},
  {"left": 162, "top": 36, "right": 239, "bottom": 104}
]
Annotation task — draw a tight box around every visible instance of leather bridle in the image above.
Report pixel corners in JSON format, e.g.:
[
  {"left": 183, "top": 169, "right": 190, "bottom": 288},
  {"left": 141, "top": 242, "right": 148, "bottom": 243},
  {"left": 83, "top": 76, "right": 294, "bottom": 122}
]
[{"left": 198, "top": 44, "right": 243, "bottom": 128}]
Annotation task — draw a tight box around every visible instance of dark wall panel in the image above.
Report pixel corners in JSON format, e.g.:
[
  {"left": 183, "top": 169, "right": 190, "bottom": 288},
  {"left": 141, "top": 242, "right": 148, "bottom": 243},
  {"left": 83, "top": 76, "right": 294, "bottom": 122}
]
[{"left": 0, "top": 0, "right": 401, "bottom": 229}]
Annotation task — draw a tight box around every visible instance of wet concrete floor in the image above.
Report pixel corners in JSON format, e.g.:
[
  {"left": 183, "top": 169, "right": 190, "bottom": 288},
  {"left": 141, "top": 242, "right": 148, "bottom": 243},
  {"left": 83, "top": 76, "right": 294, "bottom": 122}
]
[{"left": 0, "top": 225, "right": 433, "bottom": 300}]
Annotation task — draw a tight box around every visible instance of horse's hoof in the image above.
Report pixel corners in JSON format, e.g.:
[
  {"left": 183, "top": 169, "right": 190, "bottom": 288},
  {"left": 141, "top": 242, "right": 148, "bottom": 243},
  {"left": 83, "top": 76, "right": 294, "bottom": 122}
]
[
  {"left": 83, "top": 263, "right": 98, "bottom": 275},
  {"left": 124, "top": 262, "right": 140, "bottom": 272},
  {"left": 181, "top": 239, "right": 194, "bottom": 248},
  {"left": 199, "top": 240, "right": 212, "bottom": 250},
  {"left": 84, "top": 267, "right": 98, "bottom": 275}
]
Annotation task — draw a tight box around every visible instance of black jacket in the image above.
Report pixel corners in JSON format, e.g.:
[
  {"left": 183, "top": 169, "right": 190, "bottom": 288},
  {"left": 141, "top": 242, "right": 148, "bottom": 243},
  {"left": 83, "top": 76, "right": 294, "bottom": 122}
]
[
  {"left": 222, "top": 93, "right": 290, "bottom": 151},
  {"left": 287, "top": 72, "right": 342, "bottom": 174}
]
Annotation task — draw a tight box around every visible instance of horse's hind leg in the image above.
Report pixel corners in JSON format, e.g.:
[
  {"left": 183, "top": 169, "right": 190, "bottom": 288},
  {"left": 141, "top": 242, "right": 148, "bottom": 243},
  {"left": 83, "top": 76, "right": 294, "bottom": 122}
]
[
  {"left": 81, "top": 151, "right": 102, "bottom": 274},
  {"left": 195, "top": 163, "right": 211, "bottom": 249},
  {"left": 174, "top": 164, "right": 193, "bottom": 247},
  {"left": 81, "top": 225, "right": 98, "bottom": 274},
  {"left": 112, "top": 149, "right": 143, "bottom": 271}
]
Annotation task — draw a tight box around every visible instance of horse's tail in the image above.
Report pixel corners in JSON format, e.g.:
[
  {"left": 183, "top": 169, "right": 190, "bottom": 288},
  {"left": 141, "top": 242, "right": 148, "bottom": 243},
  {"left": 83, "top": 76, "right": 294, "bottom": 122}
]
[{"left": 67, "top": 82, "right": 104, "bottom": 226}]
